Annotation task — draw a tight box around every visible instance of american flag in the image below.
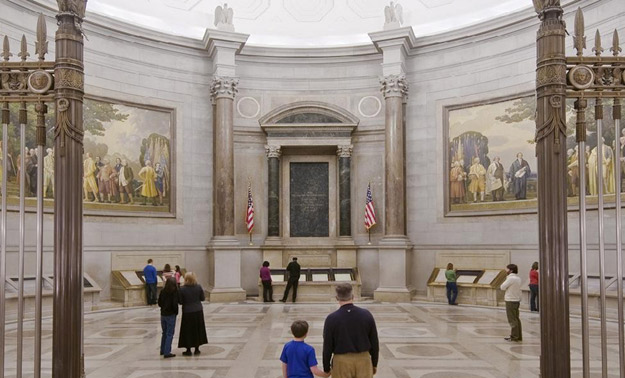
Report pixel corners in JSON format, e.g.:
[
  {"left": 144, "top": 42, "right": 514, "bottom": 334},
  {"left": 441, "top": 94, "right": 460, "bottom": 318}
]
[
  {"left": 364, "top": 183, "right": 377, "bottom": 230},
  {"left": 246, "top": 184, "right": 255, "bottom": 233}
]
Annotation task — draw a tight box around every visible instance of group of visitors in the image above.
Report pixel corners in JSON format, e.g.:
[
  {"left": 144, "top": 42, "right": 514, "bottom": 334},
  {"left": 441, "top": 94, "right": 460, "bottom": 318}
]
[
  {"left": 445, "top": 261, "right": 539, "bottom": 343},
  {"left": 260, "top": 257, "right": 301, "bottom": 303},
  {"left": 281, "top": 283, "right": 379, "bottom": 378},
  {"left": 143, "top": 259, "right": 203, "bottom": 359}
]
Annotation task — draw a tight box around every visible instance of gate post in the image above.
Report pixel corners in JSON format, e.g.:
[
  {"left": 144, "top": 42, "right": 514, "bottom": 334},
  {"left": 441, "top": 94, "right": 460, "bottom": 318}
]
[{"left": 534, "top": 1, "right": 571, "bottom": 376}]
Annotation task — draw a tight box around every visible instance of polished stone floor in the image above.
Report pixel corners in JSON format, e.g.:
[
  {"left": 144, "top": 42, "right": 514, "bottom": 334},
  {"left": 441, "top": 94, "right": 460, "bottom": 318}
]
[{"left": 3, "top": 302, "right": 624, "bottom": 377}]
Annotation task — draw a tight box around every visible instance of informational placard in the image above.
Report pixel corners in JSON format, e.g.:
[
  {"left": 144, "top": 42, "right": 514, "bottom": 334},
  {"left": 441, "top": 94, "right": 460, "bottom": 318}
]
[
  {"left": 121, "top": 271, "right": 144, "bottom": 286},
  {"left": 334, "top": 273, "right": 352, "bottom": 282},
  {"left": 271, "top": 274, "right": 285, "bottom": 282},
  {"left": 435, "top": 270, "right": 447, "bottom": 283},
  {"left": 457, "top": 275, "right": 477, "bottom": 284},
  {"left": 312, "top": 273, "right": 329, "bottom": 282},
  {"left": 478, "top": 270, "right": 500, "bottom": 284}
]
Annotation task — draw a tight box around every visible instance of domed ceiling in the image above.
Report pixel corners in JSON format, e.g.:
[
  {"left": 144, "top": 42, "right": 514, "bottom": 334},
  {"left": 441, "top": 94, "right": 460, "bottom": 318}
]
[{"left": 85, "top": 0, "right": 533, "bottom": 47}]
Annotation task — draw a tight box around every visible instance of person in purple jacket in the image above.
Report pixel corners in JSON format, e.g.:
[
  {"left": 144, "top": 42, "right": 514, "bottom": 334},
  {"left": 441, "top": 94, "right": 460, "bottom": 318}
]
[
  {"left": 143, "top": 259, "right": 158, "bottom": 305},
  {"left": 260, "top": 261, "right": 274, "bottom": 303}
]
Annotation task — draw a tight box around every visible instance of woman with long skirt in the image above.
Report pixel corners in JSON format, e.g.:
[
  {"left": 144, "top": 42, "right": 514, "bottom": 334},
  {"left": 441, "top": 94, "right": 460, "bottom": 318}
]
[{"left": 178, "top": 272, "right": 208, "bottom": 356}]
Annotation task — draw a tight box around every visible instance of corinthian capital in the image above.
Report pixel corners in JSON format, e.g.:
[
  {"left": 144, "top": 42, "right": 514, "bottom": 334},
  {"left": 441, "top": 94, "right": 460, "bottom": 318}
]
[
  {"left": 337, "top": 145, "right": 353, "bottom": 158},
  {"left": 210, "top": 76, "right": 239, "bottom": 101},
  {"left": 265, "top": 145, "right": 281, "bottom": 159},
  {"left": 380, "top": 74, "right": 408, "bottom": 99}
]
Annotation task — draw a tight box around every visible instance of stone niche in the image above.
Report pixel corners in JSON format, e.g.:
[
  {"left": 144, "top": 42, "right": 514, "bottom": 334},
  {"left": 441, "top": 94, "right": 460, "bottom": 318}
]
[{"left": 259, "top": 102, "right": 360, "bottom": 300}]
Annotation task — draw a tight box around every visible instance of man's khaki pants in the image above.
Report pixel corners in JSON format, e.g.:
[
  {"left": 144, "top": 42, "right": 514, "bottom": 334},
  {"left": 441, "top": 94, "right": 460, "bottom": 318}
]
[{"left": 332, "top": 352, "right": 373, "bottom": 378}]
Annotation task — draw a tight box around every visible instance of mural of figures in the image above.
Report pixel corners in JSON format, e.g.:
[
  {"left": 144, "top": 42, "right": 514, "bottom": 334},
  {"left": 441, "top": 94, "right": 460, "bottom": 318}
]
[
  {"left": 0, "top": 98, "right": 175, "bottom": 217},
  {"left": 447, "top": 95, "right": 625, "bottom": 215},
  {"left": 447, "top": 97, "right": 538, "bottom": 214}
]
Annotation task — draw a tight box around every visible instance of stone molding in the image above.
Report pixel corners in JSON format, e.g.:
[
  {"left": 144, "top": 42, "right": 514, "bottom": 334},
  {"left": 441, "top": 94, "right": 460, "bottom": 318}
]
[
  {"left": 265, "top": 144, "right": 282, "bottom": 159},
  {"left": 210, "top": 76, "right": 239, "bottom": 100},
  {"left": 337, "top": 145, "right": 353, "bottom": 157},
  {"left": 380, "top": 74, "right": 408, "bottom": 99}
]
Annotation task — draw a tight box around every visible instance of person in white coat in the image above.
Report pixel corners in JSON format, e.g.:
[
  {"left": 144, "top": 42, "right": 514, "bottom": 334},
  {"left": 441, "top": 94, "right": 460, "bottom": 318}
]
[{"left": 501, "top": 263, "right": 522, "bottom": 341}]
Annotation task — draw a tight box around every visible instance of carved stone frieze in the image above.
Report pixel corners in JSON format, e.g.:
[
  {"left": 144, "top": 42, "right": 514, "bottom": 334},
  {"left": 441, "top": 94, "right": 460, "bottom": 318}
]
[
  {"left": 537, "top": 65, "right": 566, "bottom": 87},
  {"left": 28, "top": 70, "right": 54, "bottom": 94},
  {"left": 55, "top": 68, "right": 84, "bottom": 91},
  {"left": 336, "top": 145, "right": 353, "bottom": 158},
  {"left": 568, "top": 65, "right": 594, "bottom": 90},
  {"left": 265, "top": 145, "right": 281, "bottom": 159},
  {"left": 1, "top": 72, "right": 28, "bottom": 91},
  {"left": 210, "top": 76, "right": 239, "bottom": 101},
  {"left": 380, "top": 74, "right": 408, "bottom": 99}
]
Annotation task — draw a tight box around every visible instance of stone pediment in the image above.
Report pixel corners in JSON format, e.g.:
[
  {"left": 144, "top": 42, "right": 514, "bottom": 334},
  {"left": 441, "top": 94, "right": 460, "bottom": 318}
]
[{"left": 259, "top": 101, "right": 359, "bottom": 146}]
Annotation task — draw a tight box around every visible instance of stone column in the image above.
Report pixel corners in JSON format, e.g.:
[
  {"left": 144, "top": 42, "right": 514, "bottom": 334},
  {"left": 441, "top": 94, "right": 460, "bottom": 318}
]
[
  {"left": 204, "top": 30, "right": 248, "bottom": 302},
  {"left": 266, "top": 145, "right": 281, "bottom": 237},
  {"left": 53, "top": 1, "right": 87, "bottom": 377},
  {"left": 337, "top": 145, "right": 353, "bottom": 237},
  {"left": 534, "top": 2, "right": 570, "bottom": 375},
  {"left": 211, "top": 77, "right": 237, "bottom": 237},
  {"left": 207, "top": 77, "right": 246, "bottom": 302},
  {"left": 380, "top": 75, "right": 408, "bottom": 237},
  {"left": 373, "top": 74, "right": 413, "bottom": 302}
]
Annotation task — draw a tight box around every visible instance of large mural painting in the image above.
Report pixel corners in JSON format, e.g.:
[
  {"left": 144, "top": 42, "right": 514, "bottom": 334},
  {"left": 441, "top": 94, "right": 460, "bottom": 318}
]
[
  {"left": 0, "top": 97, "right": 175, "bottom": 217},
  {"left": 446, "top": 95, "right": 625, "bottom": 216}
]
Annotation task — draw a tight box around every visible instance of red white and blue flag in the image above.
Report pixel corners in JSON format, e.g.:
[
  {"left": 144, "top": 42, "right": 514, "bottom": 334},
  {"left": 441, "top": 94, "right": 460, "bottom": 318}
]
[
  {"left": 246, "top": 184, "right": 255, "bottom": 233},
  {"left": 364, "top": 183, "right": 377, "bottom": 230}
]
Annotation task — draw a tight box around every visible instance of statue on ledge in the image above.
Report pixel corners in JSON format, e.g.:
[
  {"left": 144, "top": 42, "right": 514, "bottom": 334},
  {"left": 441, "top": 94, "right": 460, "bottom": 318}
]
[
  {"left": 214, "top": 3, "right": 235, "bottom": 32},
  {"left": 383, "top": 1, "right": 403, "bottom": 30}
]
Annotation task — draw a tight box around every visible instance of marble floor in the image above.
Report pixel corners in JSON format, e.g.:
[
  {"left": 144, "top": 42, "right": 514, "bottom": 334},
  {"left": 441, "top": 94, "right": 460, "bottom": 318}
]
[{"left": 3, "top": 301, "right": 624, "bottom": 378}]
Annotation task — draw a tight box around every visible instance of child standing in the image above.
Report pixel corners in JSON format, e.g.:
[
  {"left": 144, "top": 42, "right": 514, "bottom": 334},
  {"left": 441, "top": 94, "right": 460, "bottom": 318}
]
[
  {"left": 280, "top": 320, "right": 330, "bottom": 378},
  {"left": 158, "top": 277, "right": 179, "bottom": 358}
]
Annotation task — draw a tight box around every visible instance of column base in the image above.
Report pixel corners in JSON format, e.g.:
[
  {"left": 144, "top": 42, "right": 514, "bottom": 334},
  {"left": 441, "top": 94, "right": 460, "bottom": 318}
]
[
  {"left": 207, "top": 287, "right": 247, "bottom": 303},
  {"left": 374, "top": 287, "right": 415, "bottom": 302},
  {"left": 376, "top": 235, "right": 413, "bottom": 303},
  {"left": 207, "top": 236, "right": 246, "bottom": 302}
]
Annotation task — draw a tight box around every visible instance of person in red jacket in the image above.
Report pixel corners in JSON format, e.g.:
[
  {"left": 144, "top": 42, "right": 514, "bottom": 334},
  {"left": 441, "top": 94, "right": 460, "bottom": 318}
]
[{"left": 529, "top": 261, "right": 539, "bottom": 312}]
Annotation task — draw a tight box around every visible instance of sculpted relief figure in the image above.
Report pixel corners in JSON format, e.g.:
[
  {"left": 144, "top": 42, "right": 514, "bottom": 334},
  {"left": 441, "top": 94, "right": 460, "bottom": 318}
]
[
  {"left": 56, "top": 0, "right": 87, "bottom": 18},
  {"left": 384, "top": 1, "right": 403, "bottom": 30},
  {"left": 214, "top": 3, "right": 235, "bottom": 32}
]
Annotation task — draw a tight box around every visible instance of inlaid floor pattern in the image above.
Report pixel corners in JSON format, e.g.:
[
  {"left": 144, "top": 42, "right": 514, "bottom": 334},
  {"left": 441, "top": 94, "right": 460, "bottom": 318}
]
[{"left": 3, "top": 302, "right": 623, "bottom": 377}]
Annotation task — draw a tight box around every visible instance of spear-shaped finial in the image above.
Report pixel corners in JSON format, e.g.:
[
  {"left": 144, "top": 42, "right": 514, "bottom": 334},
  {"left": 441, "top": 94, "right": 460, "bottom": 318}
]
[
  {"left": 592, "top": 29, "right": 604, "bottom": 57},
  {"left": 611, "top": 29, "right": 622, "bottom": 57},
  {"left": 573, "top": 8, "right": 586, "bottom": 57},
  {"left": 1, "top": 36, "right": 12, "bottom": 61},
  {"left": 35, "top": 14, "right": 48, "bottom": 61},
  {"left": 18, "top": 35, "right": 29, "bottom": 62}
]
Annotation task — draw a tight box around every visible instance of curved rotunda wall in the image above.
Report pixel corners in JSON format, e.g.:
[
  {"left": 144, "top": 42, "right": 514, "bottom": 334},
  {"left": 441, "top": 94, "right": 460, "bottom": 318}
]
[{"left": 1, "top": 0, "right": 623, "bottom": 301}]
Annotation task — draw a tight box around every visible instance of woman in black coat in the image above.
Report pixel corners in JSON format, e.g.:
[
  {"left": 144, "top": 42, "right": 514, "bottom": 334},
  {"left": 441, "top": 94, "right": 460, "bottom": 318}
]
[
  {"left": 157, "top": 277, "right": 179, "bottom": 358},
  {"left": 178, "top": 272, "right": 208, "bottom": 355}
]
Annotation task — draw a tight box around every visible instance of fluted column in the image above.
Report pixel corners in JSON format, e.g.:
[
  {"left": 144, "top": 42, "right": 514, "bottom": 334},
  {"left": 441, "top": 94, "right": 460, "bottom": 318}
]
[
  {"left": 534, "top": 2, "right": 570, "bottom": 376},
  {"left": 380, "top": 75, "right": 408, "bottom": 237},
  {"left": 266, "top": 145, "right": 281, "bottom": 237},
  {"left": 337, "top": 145, "right": 353, "bottom": 236},
  {"left": 53, "top": 1, "right": 87, "bottom": 377},
  {"left": 211, "top": 77, "right": 237, "bottom": 236}
]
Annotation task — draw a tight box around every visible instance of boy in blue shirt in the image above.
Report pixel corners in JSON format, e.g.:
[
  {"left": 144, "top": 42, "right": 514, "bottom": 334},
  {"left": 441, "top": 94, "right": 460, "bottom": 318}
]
[{"left": 281, "top": 320, "right": 330, "bottom": 378}]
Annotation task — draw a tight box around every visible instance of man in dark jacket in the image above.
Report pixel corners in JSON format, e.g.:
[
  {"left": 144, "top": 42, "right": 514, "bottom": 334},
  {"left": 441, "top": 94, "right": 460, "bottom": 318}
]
[
  {"left": 322, "top": 283, "right": 379, "bottom": 378},
  {"left": 280, "top": 257, "right": 301, "bottom": 303}
]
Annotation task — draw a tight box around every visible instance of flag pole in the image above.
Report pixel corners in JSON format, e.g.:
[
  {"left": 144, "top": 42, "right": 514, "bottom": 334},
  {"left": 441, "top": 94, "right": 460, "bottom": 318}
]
[
  {"left": 367, "top": 228, "right": 371, "bottom": 245},
  {"left": 249, "top": 231, "right": 252, "bottom": 246},
  {"left": 248, "top": 177, "right": 253, "bottom": 246}
]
